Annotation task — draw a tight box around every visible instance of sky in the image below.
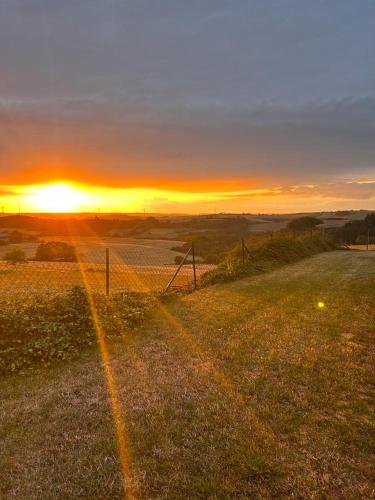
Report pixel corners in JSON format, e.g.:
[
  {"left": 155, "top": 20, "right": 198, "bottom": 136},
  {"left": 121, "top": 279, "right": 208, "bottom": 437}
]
[{"left": 0, "top": 0, "right": 374, "bottom": 213}]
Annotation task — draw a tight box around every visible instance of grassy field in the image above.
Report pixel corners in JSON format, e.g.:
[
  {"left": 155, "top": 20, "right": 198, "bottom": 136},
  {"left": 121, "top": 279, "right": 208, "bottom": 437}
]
[
  {"left": 0, "top": 236, "right": 187, "bottom": 264},
  {"left": 350, "top": 244, "right": 375, "bottom": 251},
  {"left": 1, "top": 250, "right": 374, "bottom": 498},
  {"left": 0, "top": 237, "right": 211, "bottom": 293},
  {"left": 0, "top": 261, "right": 210, "bottom": 294}
]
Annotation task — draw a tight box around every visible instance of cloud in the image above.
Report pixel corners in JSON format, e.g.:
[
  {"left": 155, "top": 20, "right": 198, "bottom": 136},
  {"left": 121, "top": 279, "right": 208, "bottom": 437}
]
[
  {"left": 289, "top": 181, "right": 375, "bottom": 200},
  {"left": 216, "top": 180, "right": 375, "bottom": 202},
  {"left": 1, "top": 97, "right": 374, "bottom": 190},
  {"left": 0, "top": 186, "right": 20, "bottom": 196},
  {"left": 0, "top": 0, "right": 374, "bottom": 205}
]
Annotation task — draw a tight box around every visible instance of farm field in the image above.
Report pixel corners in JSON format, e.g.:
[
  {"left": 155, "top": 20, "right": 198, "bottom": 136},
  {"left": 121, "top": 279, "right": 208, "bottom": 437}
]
[
  {"left": 0, "top": 236, "right": 187, "bottom": 264},
  {"left": 1, "top": 250, "right": 374, "bottom": 498},
  {"left": 350, "top": 244, "right": 375, "bottom": 251},
  {"left": 0, "top": 237, "right": 212, "bottom": 293}
]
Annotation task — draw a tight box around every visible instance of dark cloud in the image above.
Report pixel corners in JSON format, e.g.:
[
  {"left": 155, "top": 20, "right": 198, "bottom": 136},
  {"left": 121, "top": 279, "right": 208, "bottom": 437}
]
[
  {"left": 0, "top": 0, "right": 374, "bottom": 192},
  {"left": 1, "top": 97, "right": 374, "bottom": 187}
]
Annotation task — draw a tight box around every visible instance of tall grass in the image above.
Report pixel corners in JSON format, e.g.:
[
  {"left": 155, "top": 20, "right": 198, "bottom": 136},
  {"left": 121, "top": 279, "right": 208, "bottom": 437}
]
[{"left": 201, "top": 232, "right": 337, "bottom": 286}]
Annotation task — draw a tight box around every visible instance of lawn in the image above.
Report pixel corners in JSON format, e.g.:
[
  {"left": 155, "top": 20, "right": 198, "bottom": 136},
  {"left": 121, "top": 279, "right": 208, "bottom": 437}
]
[{"left": 1, "top": 250, "right": 374, "bottom": 498}]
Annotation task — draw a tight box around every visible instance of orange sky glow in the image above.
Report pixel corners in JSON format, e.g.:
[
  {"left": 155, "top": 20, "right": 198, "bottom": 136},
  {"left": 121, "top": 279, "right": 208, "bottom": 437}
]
[
  {"left": 1, "top": 2, "right": 375, "bottom": 215},
  {"left": 1, "top": 178, "right": 374, "bottom": 215}
]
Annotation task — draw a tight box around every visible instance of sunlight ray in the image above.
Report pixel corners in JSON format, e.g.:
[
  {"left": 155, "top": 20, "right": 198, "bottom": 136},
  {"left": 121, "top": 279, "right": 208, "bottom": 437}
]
[
  {"left": 63, "top": 221, "right": 280, "bottom": 472},
  {"left": 66, "top": 226, "right": 138, "bottom": 500}
]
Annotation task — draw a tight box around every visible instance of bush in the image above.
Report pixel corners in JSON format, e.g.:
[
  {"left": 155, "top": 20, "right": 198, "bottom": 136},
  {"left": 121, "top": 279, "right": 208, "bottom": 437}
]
[
  {"left": 355, "top": 235, "right": 367, "bottom": 244},
  {"left": 355, "top": 235, "right": 375, "bottom": 244},
  {"left": 201, "top": 233, "right": 336, "bottom": 287},
  {"left": 0, "top": 287, "right": 153, "bottom": 375},
  {"left": 3, "top": 248, "right": 27, "bottom": 265},
  {"left": 205, "top": 253, "right": 221, "bottom": 264},
  {"left": 35, "top": 241, "right": 77, "bottom": 262},
  {"left": 286, "top": 216, "right": 323, "bottom": 234}
]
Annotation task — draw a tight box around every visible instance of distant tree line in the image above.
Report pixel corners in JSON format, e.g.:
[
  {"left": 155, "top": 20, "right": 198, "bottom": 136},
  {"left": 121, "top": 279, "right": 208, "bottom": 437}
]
[
  {"left": 336, "top": 213, "right": 375, "bottom": 244},
  {"left": 0, "top": 230, "right": 38, "bottom": 246},
  {"left": 3, "top": 241, "right": 77, "bottom": 265},
  {"left": 286, "top": 216, "right": 323, "bottom": 234}
]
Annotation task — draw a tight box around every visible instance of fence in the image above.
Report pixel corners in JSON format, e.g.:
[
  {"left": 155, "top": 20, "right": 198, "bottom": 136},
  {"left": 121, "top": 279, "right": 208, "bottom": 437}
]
[
  {"left": 0, "top": 237, "right": 214, "bottom": 296},
  {"left": 0, "top": 229, "right": 368, "bottom": 297}
]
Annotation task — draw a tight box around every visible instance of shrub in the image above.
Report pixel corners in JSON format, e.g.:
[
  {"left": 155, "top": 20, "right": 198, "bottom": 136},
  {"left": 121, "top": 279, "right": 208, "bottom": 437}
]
[
  {"left": 201, "top": 233, "right": 336, "bottom": 287},
  {"left": 355, "top": 235, "right": 367, "bottom": 244},
  {"left": 0, "top": 287, "right": 153, "bottom": 375},
  {"left": 205, "top": 253, "right": 221, "bottom": 264},
  {"left": 35, "top": 241, "right": 77, "bottom": 262},
  {"left": 286, "top": 216, "right": 323, "bottom": 234},
  {"left": 355, "top": 235, "right": 375, "bottom": 245},
  {"left": 3, "top": 248, "right": 27, "bottom": 265}
]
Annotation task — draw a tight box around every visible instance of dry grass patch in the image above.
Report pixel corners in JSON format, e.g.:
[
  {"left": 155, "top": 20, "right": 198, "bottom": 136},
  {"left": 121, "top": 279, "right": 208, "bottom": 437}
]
[{"left": 1, "top": 250, "right": 374, "bottom": 498}]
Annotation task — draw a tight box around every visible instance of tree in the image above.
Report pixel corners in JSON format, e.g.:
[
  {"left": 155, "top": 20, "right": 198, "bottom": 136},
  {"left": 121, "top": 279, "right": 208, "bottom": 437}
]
[
  {"left": 35, "top": 241, "right": 77, "bottom": 262},
  {"left": 339, "top": 212, "right": 375, "bottom": 244},
  {"left": 286, "top": 216, "right": 323, "bottom": 234},
  {"left": 355, "top": 235, "right": 367, "bottom": 245},
  {"left": 365, "top": 213, "right": 375, "bottom": 228},
  {"left": 4, "top": 248, "right": 27, "bottom": 265}
]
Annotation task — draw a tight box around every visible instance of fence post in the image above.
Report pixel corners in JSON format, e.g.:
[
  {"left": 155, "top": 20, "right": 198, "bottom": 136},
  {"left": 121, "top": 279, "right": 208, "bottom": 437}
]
[
  {"left": 105, "top": 247, "right": 110, "bottom": 296},
  {"left": 241, "top": 238, "right": 245, "bottom": 265},
  {"left": 164, "top": 246, "right": 192, "bottom": 293},
  {"left": 367, "top": 228, "right": 370, "bottom": 251},
  {"left": 192, "top": 242, "right": 197, "bottom": 290}
]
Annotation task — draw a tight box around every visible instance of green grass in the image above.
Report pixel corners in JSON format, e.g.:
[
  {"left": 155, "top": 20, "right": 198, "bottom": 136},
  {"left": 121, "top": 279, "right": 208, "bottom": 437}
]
[
  {"left": 1, "top": 250, "right": 374, "bottom": 498},
  {"left": 201, "top": 232, "right": 336, "bottom": 286},
  {"left": 0, "top": 288, "right": 153, "bottom": 375}
]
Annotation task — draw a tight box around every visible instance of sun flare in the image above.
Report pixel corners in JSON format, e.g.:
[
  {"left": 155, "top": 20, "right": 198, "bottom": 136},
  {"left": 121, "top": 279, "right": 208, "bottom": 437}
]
[{"left": 33, "top": 183, "right": 85, "bottom": 212}]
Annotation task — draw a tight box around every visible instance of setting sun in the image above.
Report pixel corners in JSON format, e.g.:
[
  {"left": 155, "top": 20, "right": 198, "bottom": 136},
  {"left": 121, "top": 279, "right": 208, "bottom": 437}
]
[{"left": 33, "top": 183, "right": 85, "bottom": 212}]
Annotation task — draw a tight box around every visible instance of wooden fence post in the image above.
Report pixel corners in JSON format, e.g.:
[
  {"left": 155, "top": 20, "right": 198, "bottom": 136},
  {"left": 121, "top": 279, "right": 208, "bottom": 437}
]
[
  {"left": 105, "top": 248, "right": 110, "bottom": 296},
  {"left": 192, "top": 242, "right": 197, "bottom": 290},
  {"left": 164, "top": 246, "right": 192, "bottom": 293}
]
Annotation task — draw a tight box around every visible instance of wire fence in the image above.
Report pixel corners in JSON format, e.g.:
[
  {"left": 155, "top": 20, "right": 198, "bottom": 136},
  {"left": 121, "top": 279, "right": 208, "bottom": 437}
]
[
  {"left": 0, "top": 228, "right": 371, "bottom": 297},
  {"left": 0, "top": 238, "right": 214, "bottom": 297}
]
